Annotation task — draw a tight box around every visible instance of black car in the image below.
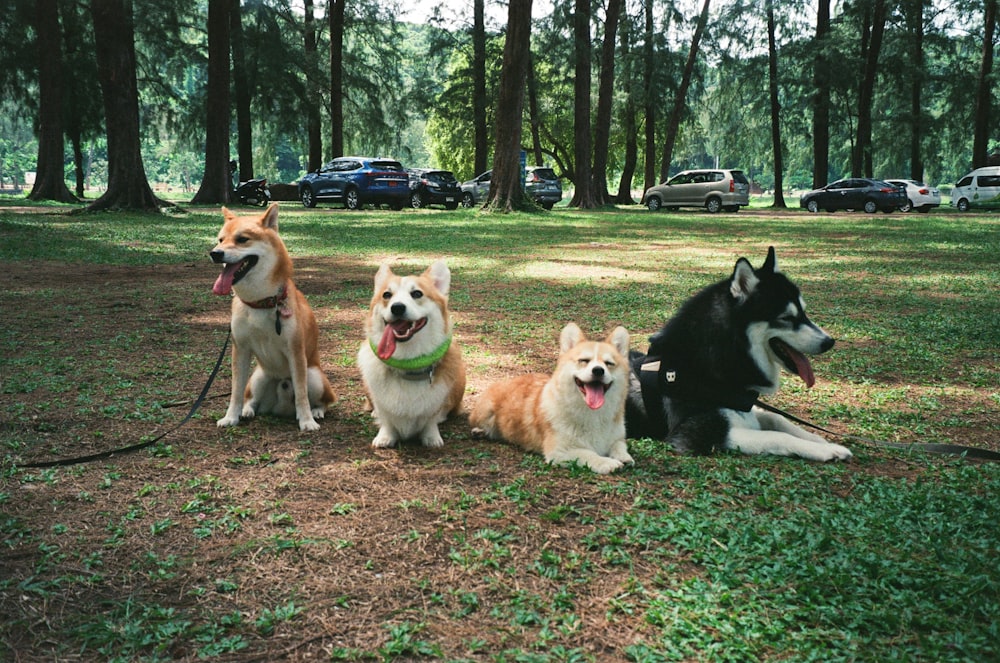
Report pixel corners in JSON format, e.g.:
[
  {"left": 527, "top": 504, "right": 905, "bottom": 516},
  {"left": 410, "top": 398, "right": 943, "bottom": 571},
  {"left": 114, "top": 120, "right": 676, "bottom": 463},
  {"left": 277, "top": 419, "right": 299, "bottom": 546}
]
[
  {"left": 407, "top": 169, "right": 461, "bottom": 209},
  {"left": 799, "top": 178, "right": 906, "bottom": 214},
  {"left": 298, "top": 156, "right": 409, "bottom": 210}
]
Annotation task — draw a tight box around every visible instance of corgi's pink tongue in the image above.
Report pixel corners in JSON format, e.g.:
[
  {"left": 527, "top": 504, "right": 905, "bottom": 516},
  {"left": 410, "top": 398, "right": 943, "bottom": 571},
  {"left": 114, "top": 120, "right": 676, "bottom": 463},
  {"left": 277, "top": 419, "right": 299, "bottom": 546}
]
[
  {"left": 212, "top": 263, "right": 241, "bottom": 296},
  {"left": 582, "top": 382, "right": 606, "bottom": 410},
  {"left": 377, "top": 325, "right": 397, "bottom": 359}
]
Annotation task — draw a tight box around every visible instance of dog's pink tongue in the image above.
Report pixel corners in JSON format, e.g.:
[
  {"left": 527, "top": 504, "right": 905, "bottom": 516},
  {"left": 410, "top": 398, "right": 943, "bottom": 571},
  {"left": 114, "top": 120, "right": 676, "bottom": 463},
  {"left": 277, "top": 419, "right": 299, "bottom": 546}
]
[
  {"left": 212, "top": 263, "right": 240, "bottom": 296},
  {"left": 377, "top": 325, "right": 397, "bottom": 359},
  {"left": 788, "top": 348, "right": 816, "bottom": 388},
  {"left": 583, "top": 383, "right": 606, "bottom": 410}
]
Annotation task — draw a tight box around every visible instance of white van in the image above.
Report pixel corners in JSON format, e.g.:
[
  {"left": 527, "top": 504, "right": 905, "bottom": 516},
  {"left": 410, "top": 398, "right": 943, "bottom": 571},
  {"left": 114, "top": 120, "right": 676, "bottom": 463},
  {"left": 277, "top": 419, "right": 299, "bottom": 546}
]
[{"left": 951, "top": 166, "right": 1000, "bottom": 211}]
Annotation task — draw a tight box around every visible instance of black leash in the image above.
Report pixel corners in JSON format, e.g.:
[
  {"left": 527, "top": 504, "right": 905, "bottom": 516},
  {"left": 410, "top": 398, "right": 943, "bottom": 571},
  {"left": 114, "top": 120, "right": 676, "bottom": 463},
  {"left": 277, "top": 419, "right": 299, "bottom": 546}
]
[
  {"left": 17, "top": 331, "right": 231, "bottom": 469},
  {"left": 753, "top": 399, "right": 1000, "bottom": 462}
]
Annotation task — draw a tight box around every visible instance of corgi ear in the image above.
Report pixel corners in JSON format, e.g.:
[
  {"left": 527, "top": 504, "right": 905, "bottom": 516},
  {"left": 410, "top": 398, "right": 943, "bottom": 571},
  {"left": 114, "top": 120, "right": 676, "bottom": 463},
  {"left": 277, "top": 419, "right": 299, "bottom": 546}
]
[
  {"left": 730, "top": 257, "right": 759, "bottom": 301},
  {"left": 424, "top": 260, "right": 451, "bottom": 296},
  {"left": 560, "top": 322, "right": 585, "bottom": 352},
  {"left": 606, "top": 326, "right": 629, "bottom": 357},
  {"left": 260, "top": 202, "right": 279, "bottom": 231},
  {"left": 374, "top": 263, "right": 394, "bottom": 292}
]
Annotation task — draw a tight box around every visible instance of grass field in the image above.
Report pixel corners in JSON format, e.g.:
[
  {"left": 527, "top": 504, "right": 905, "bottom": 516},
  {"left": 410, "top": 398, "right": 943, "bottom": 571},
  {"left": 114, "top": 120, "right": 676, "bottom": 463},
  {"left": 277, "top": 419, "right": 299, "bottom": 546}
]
[{"left": 1, "top": 201, "right": 998, "bottom": 661}]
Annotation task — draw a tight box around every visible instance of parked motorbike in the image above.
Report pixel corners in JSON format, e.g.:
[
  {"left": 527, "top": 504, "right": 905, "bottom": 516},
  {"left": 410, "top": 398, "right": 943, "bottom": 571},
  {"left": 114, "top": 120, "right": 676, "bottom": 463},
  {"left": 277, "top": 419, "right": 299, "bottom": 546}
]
[{"left": 230, "top": 160, "right": 271, "bottom": 207}]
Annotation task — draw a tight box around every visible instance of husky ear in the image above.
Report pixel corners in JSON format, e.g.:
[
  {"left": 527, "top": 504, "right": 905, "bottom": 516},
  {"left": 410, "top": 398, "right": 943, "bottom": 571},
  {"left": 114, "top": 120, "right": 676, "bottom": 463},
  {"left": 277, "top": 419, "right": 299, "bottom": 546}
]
[
  {"left": 424, "top": 260, "right": 451, "bottom": 296},
  {"left": 730, "top": 257, "right": 759, "bottom": 301},
  {"left": 606, "top": 326, "right": 629, "bottom": 357},
  {"left": 260, "top": 202, "right": 279, "bottom": 231},
  {"left": 761, "top": 246, "right": 779, "bottom": 274},
  {"left": 374, "top": 263, "right": 394, "bottom": 293},
  {"left": 560, "top": 322, "right": 585, "bottom": 352}
]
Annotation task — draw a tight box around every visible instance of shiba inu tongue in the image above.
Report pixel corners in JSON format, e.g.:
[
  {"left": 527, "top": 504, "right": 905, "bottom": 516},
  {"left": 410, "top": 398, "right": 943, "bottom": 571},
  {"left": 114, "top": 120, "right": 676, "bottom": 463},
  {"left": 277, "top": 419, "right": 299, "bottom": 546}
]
[
  {"left": 774, "top": 340, "right": 816, "bottom": 388},
  {"left": 577, "top": 380, "right": 607, "bottom": 410},
  {"left": 376, "top": 318, "right": 427, "bottom": 360},
  {"left": 213, "top": 263, "right": 241, "bottom": 295}
]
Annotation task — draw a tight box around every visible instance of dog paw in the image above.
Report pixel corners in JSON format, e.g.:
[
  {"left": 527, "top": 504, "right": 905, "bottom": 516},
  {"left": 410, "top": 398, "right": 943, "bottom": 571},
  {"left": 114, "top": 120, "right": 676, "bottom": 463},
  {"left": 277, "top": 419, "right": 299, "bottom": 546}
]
[
  {"left": 311, "top": 406, "right": 327, "bottom": 420},
  {"left": 589, "top": 457, "right": 624, "bottom": 474},
  {"left": 422, "top": 433, "right": 444, "bottom": 449},
  {"left": 216, "top": 415, "right": 240, "bottom": 428},
  {"left": 241, "top": 405, "right": 257, "bottom": 419},
  {"left": 470, "top": 427, "right": 487, "bottom": 439},
  {"left": 614, "top": 452, "right": 635, "bottom": 466},
  {"left": 298, "top": 418, "right": 321, "bottom": 432},
  {"left": 822, "top": 444, "right": 853, "bottom": 461},
  {"left": 371, "top": 432, "right": 397, "bottom": 448}
]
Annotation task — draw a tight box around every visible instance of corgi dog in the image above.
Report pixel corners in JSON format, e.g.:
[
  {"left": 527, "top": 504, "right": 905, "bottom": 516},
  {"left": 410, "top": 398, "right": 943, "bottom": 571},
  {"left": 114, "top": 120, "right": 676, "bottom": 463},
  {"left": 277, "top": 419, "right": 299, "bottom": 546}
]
[
  {"left": 470, "top": 323, "right": 633, "bottom": 474},
  {"left": 356, "top": 260, "right": 466, "bottom": 448},
  {"left": 210, "top": 203, "right": 335, "bottom": 431}
]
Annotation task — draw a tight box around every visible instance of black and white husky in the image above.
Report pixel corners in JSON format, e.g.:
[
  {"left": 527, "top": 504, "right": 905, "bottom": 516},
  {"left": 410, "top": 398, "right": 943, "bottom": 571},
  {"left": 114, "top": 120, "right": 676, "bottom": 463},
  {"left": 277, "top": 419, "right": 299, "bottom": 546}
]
[{"left": 626, "top": 247, "right": 852, "bottom": 461}]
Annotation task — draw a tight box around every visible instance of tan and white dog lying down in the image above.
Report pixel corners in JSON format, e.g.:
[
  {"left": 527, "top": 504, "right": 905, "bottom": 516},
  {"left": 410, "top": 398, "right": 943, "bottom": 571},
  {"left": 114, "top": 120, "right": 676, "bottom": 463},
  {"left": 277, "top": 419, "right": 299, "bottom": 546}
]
[
  {"left": 210, "top": 203, "right": 335, "bottom": 431},
  {"left": 357, "top": 260, "right": 466, "bottom": 448},
  {"left": 470, "top": 323, "right": 633, "bottom": 474}
]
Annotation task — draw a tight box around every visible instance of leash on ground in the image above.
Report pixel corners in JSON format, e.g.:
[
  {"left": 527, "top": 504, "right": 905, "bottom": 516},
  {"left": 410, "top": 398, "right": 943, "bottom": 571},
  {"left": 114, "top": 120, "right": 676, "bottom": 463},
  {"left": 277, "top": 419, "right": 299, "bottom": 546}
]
[
  {"left": 754, "top": 400, "right": 1000, "bottom": 462},
  {"left": 17, "top": 331, "right": 231, "bottom": 469}
]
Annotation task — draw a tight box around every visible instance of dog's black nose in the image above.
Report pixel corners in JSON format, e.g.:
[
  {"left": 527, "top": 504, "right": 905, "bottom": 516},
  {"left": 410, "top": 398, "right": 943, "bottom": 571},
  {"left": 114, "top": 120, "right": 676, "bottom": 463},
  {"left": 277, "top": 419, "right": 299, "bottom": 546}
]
[
  {"left": 821, "top": 337, "right": 835, "bottom": 353},
  {"left": 390, "top": 302, "right": 406, "bottom": 317},
  {"left": 592, "top": 366, "right": 605, "bottom": 378},
  {"left": 210, "top": 250, "right": 225, "bottom": 264}
]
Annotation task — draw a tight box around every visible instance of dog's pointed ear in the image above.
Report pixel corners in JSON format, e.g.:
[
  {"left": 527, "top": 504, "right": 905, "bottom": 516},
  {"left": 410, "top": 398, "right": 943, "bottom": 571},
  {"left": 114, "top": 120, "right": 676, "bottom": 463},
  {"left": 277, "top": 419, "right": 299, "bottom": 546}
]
[
  {"left": 730, "top": 257, "right": 759, "bottom": 301},
  {"left": 424, "top": 260, "right": 451, "bottom": 296},
  {"left": 560, "top": 322, "right": 585, "bottom": 352},
  {"left": 606, "top": 326, "right": 629, "bottom": 357},
  {"left": 374, "top": 263, "right": 394, "bottom": 292},
  {"left": 260, "top": 202, "right": 279, "bottom": 231},
  {"left": 761, "top": 246, "right": 779, "bottom": 274},
  {"left": 221, "top": 206, "right": 235, "bottom": 220}
]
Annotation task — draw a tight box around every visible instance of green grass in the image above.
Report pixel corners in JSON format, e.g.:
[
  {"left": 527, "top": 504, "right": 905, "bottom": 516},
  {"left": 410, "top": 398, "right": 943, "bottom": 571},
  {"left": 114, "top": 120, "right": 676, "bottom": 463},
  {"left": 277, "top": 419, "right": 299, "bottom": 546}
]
[{"left": 1, "top": 203, "right": 999, "bottom": 661}]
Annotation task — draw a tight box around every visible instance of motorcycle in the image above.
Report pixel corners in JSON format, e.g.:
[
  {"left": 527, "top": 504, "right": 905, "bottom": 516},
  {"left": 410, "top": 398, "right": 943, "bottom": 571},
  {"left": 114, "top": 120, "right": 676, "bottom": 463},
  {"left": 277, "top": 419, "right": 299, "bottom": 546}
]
[{"left": 230, "top": 160, "right": 271, "bottom": 207}]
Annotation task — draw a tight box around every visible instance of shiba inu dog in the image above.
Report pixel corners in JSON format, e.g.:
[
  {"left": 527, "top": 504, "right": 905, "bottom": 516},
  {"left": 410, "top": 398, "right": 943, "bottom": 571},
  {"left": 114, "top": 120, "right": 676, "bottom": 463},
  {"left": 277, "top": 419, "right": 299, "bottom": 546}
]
[
  {"left": 210, "top": 203, "right": 335, "bottom": 431},
  {"left": 470, "top": 323, "right": 633, "bottom": 474},
  {"left": 356, "top": 260, "right": 466, "bottom": 448},
  {"left": 626, "top": 246, "right": 852, "bottom": 461}
]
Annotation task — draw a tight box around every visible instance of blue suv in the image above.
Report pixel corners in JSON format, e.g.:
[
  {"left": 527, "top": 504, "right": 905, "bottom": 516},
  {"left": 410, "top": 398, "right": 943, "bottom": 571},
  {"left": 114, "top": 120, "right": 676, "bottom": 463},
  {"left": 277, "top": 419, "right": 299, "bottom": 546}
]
[{"left": 298, "top": 157, "right": 409, "bottom": 210}]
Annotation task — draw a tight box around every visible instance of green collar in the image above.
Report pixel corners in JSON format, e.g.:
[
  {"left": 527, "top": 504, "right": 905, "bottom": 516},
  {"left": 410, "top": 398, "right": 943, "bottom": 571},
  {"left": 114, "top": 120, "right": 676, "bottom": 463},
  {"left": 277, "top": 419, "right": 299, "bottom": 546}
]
[{"left": 370, "top": 335, "right": 452, "bottom": 372}]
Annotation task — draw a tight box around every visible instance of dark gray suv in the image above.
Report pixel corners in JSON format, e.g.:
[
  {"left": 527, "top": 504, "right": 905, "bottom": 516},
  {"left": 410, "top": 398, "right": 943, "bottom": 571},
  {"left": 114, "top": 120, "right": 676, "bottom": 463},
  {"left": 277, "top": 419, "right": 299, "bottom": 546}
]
[{"left": 461, "top": 166, "right": 563, "bottom": 209}]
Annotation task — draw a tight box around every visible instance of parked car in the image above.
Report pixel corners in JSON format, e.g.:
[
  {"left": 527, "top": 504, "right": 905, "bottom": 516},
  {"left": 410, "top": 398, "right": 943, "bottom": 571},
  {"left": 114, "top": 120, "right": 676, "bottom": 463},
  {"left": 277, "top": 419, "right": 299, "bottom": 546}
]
[
  {"left": 884, "top": 179, "right": 940, "bottom": 213},
  {"left": 298, "top": 157, "right": 409, "bottom": 210},
  {"left": 799, "top": 178, "right": 906, "bottom": 213},
  {"left": 951, "top": 166, "right": 1000, "bottom": 212},
  {"left": 407, "top": 168, "right": 461, "bottom": 209},
  {"left": 641, "top": 169, "right": 750, "bottom": 213},
  {"left": 460, "top": 166, "right": 563, "bottom": 209}
]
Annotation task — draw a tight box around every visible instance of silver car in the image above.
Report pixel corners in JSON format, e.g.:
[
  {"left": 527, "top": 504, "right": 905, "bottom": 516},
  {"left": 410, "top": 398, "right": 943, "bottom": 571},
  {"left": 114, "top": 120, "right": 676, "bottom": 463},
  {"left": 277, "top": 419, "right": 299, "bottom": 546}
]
[{"left": 642, "top": 169, "right": 750, "bottom": 213}]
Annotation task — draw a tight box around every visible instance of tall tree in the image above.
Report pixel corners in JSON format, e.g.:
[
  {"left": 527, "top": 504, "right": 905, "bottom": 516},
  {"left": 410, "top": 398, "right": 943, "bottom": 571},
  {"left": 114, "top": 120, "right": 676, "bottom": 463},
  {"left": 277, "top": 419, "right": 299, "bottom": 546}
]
[
  {"left": 766, "top": 0, "right": 786, "bottom": 207},
  {"left": 473, "top": 0, "right": 489, "bottom": 176},
  {"left": 29, "top": 0, "right": 76, "bottom": 203},
  {"left": 304, "top": 0, "right": 322, "bottom": 171},
  {"left": 486, "top": 0, "right": 533, "bottom": 212},
  {"left": 570, "top": 0, "right": 597, "bottom": 207},
  {"left": 192, "top": 0, "right": 232, "bottom": 204},
  {"left": 329, "top": 0, "right": 345, "bottom": 159},
  {"left": 852, "top": 0, "right": 888, "bottom": 177},
  {"left": 904, "top": 0, "right": 925, "bottom": 179},
  {"left": 615, "top": 12, "right": 638, "bottom": 205},
  {"left": 87, "top": 0, "right": 162, "bottom": 211},
  {"left": 527, "top": 54, "right": 544, "bottom": 166},
  {"left": 231, "top": 0, "right": 253, "bottom": 182},
  {"left": 659, "top": 0, "right": 711, "bottom": 182},
  {"left": 812, "top": 0, "right": 831, "bottom": 187},
  {"left": 592, "top": 0, "right": 623, "bottom": 205},
  {"left": 643, "top": 0, "right": 656, "bottom": 190},
  {"left": 973, "top": 0, "right": 997, "bottom": 168}
]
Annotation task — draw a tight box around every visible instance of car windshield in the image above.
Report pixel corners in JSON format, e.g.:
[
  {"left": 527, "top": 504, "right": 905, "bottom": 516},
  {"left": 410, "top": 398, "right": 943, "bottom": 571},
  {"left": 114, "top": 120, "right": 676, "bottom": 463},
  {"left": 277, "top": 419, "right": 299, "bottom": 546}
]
[
  {"left": 371, "top": 160, "right": 403, "bottom": 171},
  {"left": 426, "top": 171, "right": 457, "bottom": 184},
  {"left": 731, "top": 171, "right": 749, "bottom": 185},
  {"left": 531, "top": 168, "right": 558, "bottom": 180}
]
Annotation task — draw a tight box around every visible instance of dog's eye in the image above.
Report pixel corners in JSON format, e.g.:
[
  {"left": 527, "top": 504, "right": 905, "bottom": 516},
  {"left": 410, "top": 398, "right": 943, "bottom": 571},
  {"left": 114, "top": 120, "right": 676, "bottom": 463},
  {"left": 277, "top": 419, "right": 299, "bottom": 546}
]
[
  {"left": 235, "top": 235, "right": 249, "bottom": 244},
  {"left": 606, "top": 360, "right": 616, "bottom": 368},
  {"left": 578, "top": 358, "right": 591, "bottom": 365},
  {"left": 381, "top": 290, "right": 392, "bottom": 300},
  {"left": 411, "top": 289, "right": 423, "bottom": 299}
]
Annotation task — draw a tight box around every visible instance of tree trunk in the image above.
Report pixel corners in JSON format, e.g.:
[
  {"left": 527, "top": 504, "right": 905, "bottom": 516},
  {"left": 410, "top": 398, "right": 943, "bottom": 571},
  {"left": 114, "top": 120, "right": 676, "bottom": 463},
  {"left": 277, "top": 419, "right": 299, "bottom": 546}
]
[
  {"left": 615, "top": 18, "right": 637, "bottom": 205},
  {"left": 569, "top": 0, "right": 597, "bottom": 208},
  {"left": 485, "top": 0, "right": 533, "bottom": 212},
  {"left": 329, "top": 0, "right": 345, "bottom": 159},
  {"left": 642, "top": 0, "right": 656, "bottom": 191},
  {"left": 907, "top": 0, "right": 925, "bottom": 180},
  {"left": 527, "top": 54, "right": 544, "bottom": 166},
  {"left": 852, "top": 0, "right": 887, "bottom": 178},
  {"left": 659, "top": 0, "right": 710, "bottom": 183},
  {"left": 972, "top": 0, "right": 997, "bottom": 169},
  {"left": 767, "top": 0, "right": 786, "bottom": 208},
  {"left": 29, "top": 0, "right": 77, "bottom": 203},
  {"left": 192, "top": 0, "right": 232, "bottom": 204},
  {"left": 473, "top": 0, "right": 488, "bottom": 177},
  {"left": 304, "top": 0, "right": 322, "bottom": 171},
  {"left": 86, "top": 0, "right": 162, "bottom": 212},
  {"left": 231, "top": 0, "right": 253, "bottom": 182},
  {"left": 592, "top": 0, "right": 623, "bottom": 205},
  {"left": 812, "top": 0, "right": 831, "bottom": 188}
]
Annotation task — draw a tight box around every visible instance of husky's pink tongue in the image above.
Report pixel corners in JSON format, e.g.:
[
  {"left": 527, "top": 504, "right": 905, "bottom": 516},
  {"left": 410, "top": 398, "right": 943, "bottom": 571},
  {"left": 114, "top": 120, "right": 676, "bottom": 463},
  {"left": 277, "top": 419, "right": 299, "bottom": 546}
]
[
  {"left": 582, "top": 383, "right": 606, "bottom": 410},
  {"left": 787, "top": 347, "right": 816, "bottom": 388},
  {"left": 213, "top": 263, "right": 241, "bottom": 296},
  {"left": 377, "top": 325, "right": 397, "bottom": 359}
]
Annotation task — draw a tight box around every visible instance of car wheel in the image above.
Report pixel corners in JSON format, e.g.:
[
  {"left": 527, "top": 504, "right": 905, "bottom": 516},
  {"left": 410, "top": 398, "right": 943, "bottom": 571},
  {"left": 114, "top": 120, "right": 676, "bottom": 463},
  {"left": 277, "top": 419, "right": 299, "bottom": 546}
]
[
  {"left": 461, "top": 192, "right": 475, "bottom": 208},
  {"left": 389, "top": 200, "right": 404, "bottom": 211},
  {"left": 899, "top": 198, "right": 913, "bottom": 213},
  {"left": 956, "top": 198, "right": 970, "bottom": 212},
  {"left": 300, "top": 186, "right": 316, "bottom": 208},
  {"left": 917, "top": 206, "right": 931, "bottom": 213},
  {"left": 542, "top": 202, "right": 554, "bottom": 210},
  {"left": 410, "top": 191, "right": 424, "bottom": 209},
  {"left": 724, "top": 205, "right": 740, "bottom": 213},
  {"left": 705, "top": 197, "right": 722, "bottom": 213},
  {"left": 863, "top": 199, "right": 878, "bottom": 214},
  {"left": 445, "top": 202, "right": 459, "bottom": 210},
  {"left": 646, "top": 196, "right": 662, "bottom": 212},
  {"left": 344, "top": 187, "right": 361, "bottom": 210},
  {"left": 806, "top": 199, "right": 820, "bottom": 213}
]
